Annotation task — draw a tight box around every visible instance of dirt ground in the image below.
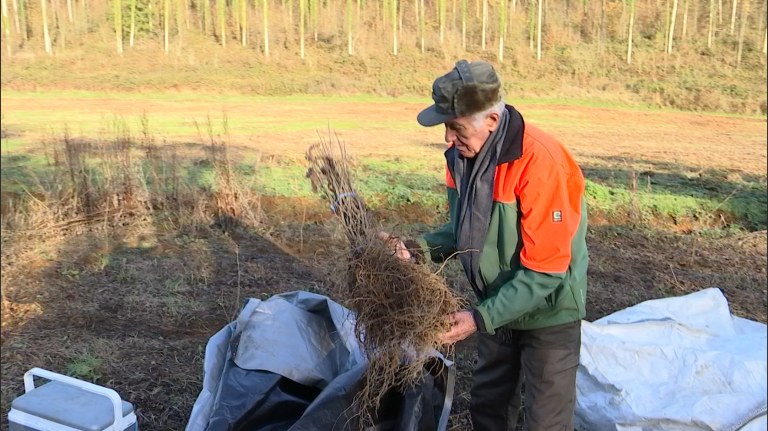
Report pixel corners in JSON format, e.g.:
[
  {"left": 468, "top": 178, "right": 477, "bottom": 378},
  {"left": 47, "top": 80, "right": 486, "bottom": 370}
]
[
  {"left": 2, "top": 94, "right": 767, "bottom": 175},
  {"left": 1, "top": 98, "right": 767, "bottom": 430},
  {"left": 2, "top": 210, "right": 765, "bottom": 430}
]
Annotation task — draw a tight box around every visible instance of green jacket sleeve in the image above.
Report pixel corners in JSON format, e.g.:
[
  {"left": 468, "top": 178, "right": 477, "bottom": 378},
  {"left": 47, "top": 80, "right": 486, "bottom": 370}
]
[
  {"left": 474, "top": 266, "right": 565, "bottom": 334},
  {"left": 416, "top": 223, "right": 456, "bottom": 263},
  {"left": 415, "top": 186, "right": 459, "bottom": 263}
]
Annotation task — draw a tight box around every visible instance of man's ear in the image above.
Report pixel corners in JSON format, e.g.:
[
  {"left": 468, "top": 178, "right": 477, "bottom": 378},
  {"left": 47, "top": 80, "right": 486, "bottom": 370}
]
[{"left": 485, "top": 112, "right": 500, "bottom": 132}]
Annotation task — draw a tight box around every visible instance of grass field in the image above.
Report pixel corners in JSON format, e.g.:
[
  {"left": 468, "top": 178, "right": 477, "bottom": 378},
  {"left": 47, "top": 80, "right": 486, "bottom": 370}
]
[{"left": 1, "top": 90, "right": 767, "bottom": 430}]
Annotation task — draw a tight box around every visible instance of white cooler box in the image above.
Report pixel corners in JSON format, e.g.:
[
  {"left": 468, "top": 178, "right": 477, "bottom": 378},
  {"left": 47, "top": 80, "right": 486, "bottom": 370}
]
[{"left": 8, "top": 368, "right": 138, "bottom": 431}]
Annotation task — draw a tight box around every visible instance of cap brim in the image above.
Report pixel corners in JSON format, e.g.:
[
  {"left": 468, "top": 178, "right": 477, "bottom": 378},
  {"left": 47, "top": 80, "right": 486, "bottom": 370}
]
[{"left": 417, "top": 105, "right": 456, "bottom": 127}]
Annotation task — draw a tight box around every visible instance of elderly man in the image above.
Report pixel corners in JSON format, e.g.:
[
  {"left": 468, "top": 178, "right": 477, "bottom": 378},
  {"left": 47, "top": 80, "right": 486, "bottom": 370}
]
[{"left": 381, "top": 60, "right": 588, "bottom": 430}]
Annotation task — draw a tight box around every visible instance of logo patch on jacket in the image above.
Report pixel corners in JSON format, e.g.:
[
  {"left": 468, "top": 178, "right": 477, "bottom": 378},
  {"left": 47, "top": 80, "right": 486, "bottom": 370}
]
[{"left": 553, "top": 211, "right": 563, "bottom": 223}]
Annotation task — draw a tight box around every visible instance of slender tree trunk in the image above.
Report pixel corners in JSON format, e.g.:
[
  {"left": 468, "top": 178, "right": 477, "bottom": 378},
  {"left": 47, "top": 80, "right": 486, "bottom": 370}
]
[
  {"left": 11, "top": 0, "right": 19, "bottom": 33},
  {"left": 264, "top": 0, "right": 269, "bottom": 56},
  {"left": 392, "top": 0, "right": 397, "bottom": 54},
  {"left": 730, "top": 0, "right": 737, "bottom": 34},
  {"left": 176, "top": 0, "right": 183, "bottom": 50},
  {"left": 627, "top": 0, "right": 635, "bottom": 62},
  {"left": 130, "top": 0, "right": 136, "bottom": 45},
  {"left": 312, "top": 0, "right": 317, "bottom": 42},
  {"left": 664, "top": 0, "right": 670, "bottom": 52},
  {"left": 452, "top": 0, "right": 456, "bottom": 30},
  {"left": 537, "top": 0, "right": 542, "bottom": 59},
  {"left": 499, "top": 0, "right": 505, "bottom": 59},
  {"left": 757, "top": 0, "right": 765, "bottom": 40},
  {"left": 164, "top": 0, "right": 169, "bottom": 53},
  {"left": 55, "top": 0, "right": 67, "bottom": 50},
  {"left": 288, "top": 0, "right": 292, "bottom": 22},
  {"left": 682, "top": 0, "right": 689, "bottom": 39},
  {"left": 462, "top": 0, "right": 466, "bottom": 49},
  {"left": 440, "top": 0, "right": 445, "bottom": 43},
  {"left": 115, "top": 0, "right": 123, "bottom": 53},
  {"left": 668, "top": 0, "right": 678, "bottom": 52},
  {"left": 197, "top": 0, "right": 202, "bottom": 29},
  {"left": 186, "top": 0, "right": 190, "bottom": 29},
  {"left": 620, "top": 0, "right": 625, "bottom": 35},
  {"left": 529, "top": 0, "right": 535, "bottom": 50},
  {"left": 66, "top": 0, "right": 71, "bottom": 20},
  {"left": 18, "top": 0, "right": 26, "bottom": 41},
  {"left": 707, "top": 0, "right": 714, "bottom": 47},
  {"left": 481, "top": 0, "right": 486, "bottom": 49},
  {"left": 475, "top": 0, "right": 478, "bottom": 18},
  {"left": 1, "top": 0, "right": 11, "bottom": 55},
  {"left": 420, "top": 0, "right": 424, "bottom": 52},
  {"left": 81, "top": 0, "right": 88, "bottom": 32},
  {"left": 736, "top": 0, "right": 748, "bottom": 67},
  {"left": 763, "top": 25, "right": 767, "bottom": 53},
  {"left": 347, "top": 0, "right": 352, "bottom": 53},
  {"left": 383, "top": 0, "right": 387, "bottom": 24},
  {"left": 300, "top": 0, "right": 304, "bottom": 57},
  {"left": 308, "top": 0, "right": 314, "bottom": 39},
  {"left": 504, "top": 0, "right": 509, "bottom": 37},
  {"left": 204, "top": 0, "right": 210, "bottom": 32},
  {"left": 217, "top": 0, "right": 225, "bottom": 46},
  {"left": 233, "top": 0, "right": 240, "bottom": 36},
  {"left": 432, "top": 0, "right": 436, "bottom": 35},
  {"left": 693, "top": 0, "right": 699, "bottom": 33},
  {"left": 240, "top": 0, "right": 246, "bottom": 45},
  {"left": 600, "top": 0, "right": 605, "bottom": 51},
  {"left": 718, "top": 0, "right": 722, "bottom": 23},
  {"left": 41, "top": 0, "right": 51, "bottom": 53}
]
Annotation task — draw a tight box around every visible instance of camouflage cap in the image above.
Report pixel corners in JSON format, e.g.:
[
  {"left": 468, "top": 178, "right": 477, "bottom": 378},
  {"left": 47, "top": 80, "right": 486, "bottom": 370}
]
[{"left": 417, "top": 60, "right": 504, "bottom": 127}]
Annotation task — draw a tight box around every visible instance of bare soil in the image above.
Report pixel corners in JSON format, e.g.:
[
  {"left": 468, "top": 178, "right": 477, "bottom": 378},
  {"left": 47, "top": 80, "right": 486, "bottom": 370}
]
[
  {"left": 2, "top": 96, "right": 766, "bottom": 174},
  {"left": 2, "top": 204, "right": 766, "bottom": 430}
]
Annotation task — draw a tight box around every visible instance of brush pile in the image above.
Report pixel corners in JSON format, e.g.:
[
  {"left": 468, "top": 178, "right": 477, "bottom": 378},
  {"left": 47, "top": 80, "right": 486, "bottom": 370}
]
[{"left": 306, "top": 134, "right": 463, "bottom": 428}]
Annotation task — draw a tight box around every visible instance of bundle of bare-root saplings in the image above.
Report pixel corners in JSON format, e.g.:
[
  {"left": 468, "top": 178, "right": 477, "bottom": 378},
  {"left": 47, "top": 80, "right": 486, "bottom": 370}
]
[{"left": 306, "top": 135, "right": 464, "bottom": 429}]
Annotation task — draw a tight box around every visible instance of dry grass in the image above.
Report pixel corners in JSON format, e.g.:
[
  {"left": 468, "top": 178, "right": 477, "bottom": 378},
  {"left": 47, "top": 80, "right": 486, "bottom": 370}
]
[
  {"left": 1, "top": 115, "right": 261, "bottom": 233},
  {"left": 306, "top": 134, "right": 463, "bottom": 428}
]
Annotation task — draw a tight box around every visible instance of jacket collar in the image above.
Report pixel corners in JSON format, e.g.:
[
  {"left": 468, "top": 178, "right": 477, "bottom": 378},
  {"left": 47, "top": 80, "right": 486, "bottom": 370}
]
[{"left": 496, "top": 105, "right": 525, "bottom": 165}]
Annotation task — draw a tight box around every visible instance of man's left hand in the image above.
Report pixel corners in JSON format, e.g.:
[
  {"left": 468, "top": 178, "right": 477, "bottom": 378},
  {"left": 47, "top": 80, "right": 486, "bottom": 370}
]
[{"left": 439, "top": 311, "right": 477, "bottom": 345}]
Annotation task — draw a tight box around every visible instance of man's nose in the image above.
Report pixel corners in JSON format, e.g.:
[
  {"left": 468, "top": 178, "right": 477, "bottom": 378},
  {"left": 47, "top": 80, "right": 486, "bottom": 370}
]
[{"left": 444, "top": 129, "right": 456, "bottom": 144}]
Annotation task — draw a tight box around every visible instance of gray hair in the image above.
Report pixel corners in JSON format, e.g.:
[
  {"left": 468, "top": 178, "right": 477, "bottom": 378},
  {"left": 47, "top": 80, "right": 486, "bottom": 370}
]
[{"left": 471, "top": 100, "right": 506, "bottom": 128}]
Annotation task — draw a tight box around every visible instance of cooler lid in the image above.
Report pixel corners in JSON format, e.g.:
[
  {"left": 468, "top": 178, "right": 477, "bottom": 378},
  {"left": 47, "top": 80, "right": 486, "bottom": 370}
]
[{"left": 11, "top": 381, "right": 134, "bottom": 431}]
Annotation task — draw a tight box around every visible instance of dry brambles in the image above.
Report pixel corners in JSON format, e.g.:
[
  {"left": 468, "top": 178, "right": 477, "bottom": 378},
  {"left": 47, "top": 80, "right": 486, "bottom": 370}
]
[{"left": 306, "top": 133, "right": 464, "bottom": 429}]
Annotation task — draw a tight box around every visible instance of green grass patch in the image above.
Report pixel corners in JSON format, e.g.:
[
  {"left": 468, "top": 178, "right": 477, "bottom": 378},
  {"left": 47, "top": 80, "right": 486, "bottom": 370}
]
[
  {"left": 2, "top": 145, "right": 764, "bottom": 231},
  {"left": 1, "top": 109, "right": 420, "bottom": 137},
  {"left": 1, "top": 137, "right": 30, "bottom": 151},
  {"left": 66, "top": 353, "right": 103, "bottom": 383},
  {"left": 584, "top": 179, "right": 767, "bottom": 230}
]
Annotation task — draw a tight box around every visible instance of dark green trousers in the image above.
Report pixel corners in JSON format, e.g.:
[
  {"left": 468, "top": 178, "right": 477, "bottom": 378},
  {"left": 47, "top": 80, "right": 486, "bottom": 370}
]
[{"left": 469, "top": 321, "right": 581, "bottom": 431}]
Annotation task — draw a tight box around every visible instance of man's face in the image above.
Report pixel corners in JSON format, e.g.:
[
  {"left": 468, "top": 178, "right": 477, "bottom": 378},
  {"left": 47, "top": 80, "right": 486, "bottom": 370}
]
[{"left": 444, "top": 113, "right": 500, "bottom": 159}]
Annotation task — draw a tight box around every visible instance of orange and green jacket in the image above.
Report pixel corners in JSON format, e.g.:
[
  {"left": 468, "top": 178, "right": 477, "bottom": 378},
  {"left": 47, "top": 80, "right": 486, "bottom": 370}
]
[{"left": 416, "top": 106, "right": 589, "bottom": 333}]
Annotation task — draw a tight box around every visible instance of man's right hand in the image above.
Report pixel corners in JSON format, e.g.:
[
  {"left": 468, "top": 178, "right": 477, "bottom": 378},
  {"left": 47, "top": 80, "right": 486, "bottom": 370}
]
[{"left": 378, "top": 232, "right": 412, "bottom": 261}]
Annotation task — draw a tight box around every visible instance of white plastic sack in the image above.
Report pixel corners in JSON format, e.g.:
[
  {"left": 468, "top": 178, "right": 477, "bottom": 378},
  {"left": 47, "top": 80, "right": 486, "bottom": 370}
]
[{"left": 575, "top": 288, "right": 768, "bottom": 431}]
